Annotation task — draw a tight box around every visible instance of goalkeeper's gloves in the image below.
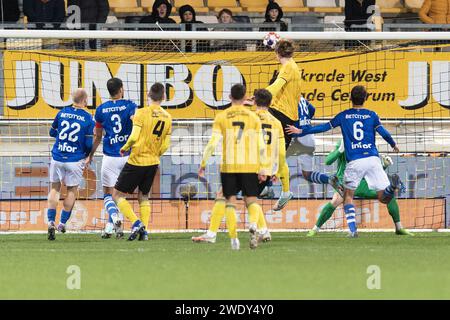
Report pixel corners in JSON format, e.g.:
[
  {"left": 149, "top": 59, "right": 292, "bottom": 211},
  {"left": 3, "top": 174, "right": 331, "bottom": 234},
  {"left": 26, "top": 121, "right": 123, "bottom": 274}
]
[
  {"left": 381, "top": 154, "right": 394, "bottom": 169},
  {"left": 338, "top": 139, "right": 345, "bottom": 153}
]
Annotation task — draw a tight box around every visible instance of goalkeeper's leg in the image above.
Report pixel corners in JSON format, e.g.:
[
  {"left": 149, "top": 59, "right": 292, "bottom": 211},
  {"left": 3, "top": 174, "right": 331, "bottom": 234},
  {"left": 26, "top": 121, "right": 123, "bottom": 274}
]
[
  {"left": 388, "top": 198, "right": 413, "bottom": 236},
  {"left": 356, "top": 180, "right": 413, "bottom": 236},
  {"left": 307, "top": 192, "right": 343, "bottom": 237}
]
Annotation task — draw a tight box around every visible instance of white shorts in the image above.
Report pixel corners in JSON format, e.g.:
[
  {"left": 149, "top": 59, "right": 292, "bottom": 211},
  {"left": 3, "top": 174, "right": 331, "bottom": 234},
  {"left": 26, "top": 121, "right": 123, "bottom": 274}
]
[
  {"left": 297, "top": 154, "right": 313, "bottom": 172},
  {"left": 101, "top": 155, "right": 129, "bottom": 188},
  {"left": 343, "top": 156, "right": 390, "bottom": 191},
  {"left": 287, "top": 134, "right": 315, "bottom": 172},
  {"left": 49, "top": 159, "right": 85, "bottom": 187}
]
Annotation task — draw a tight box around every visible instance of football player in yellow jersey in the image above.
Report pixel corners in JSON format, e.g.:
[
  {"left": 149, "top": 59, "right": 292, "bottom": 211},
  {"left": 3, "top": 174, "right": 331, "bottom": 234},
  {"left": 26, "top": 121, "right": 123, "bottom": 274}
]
[
  {"left": 112, "top": 83, "right": 172, "bottom": 241},
  {"left": 193, "top": 89, "right": 286, "bottom": 245},
  {"left": 198, "top": 84, "right": 270, "bottom": 250},
  {"left": 265, "top": 39, "right": 302, "bottom": 211}
]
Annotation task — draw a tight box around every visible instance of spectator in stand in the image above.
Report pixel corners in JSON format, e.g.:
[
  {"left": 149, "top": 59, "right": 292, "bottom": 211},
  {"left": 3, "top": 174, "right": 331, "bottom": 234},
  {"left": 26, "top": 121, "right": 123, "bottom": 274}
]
[
  {"left": 212, "top": 9, "right": 245, "bottom": 51},
  {"left": 67, "top": 0, "right": 110, "bottom": 49},
  {"left": 419, "top": 0, "right": 450, "bottom": 24},
  {"left": 23, "top": 0, "right": 65, "bottom": 29},
  {"left": 140, "top": 0, "right": 176, "bottom": 24},
  {"left": 344, "top": 0, "right": 375, "bottom": 48},
  {"left": 178, "top": 5, "right": 209, "bottom": 52},
  {"left": 0, "top": 0, "right": 20, "bottom": 24},
  {"left": 262, "top": 1, "right": 288, "bottom": 32}
]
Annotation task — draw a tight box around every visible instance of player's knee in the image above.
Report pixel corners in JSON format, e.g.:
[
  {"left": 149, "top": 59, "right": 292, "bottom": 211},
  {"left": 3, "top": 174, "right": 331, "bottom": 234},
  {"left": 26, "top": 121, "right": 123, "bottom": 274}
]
[
  {"left": 302, "top": 171, "right": 312, "bottom": 181},
  {"left": 47, "top": 191, "right": 60, "bottom": 207}
]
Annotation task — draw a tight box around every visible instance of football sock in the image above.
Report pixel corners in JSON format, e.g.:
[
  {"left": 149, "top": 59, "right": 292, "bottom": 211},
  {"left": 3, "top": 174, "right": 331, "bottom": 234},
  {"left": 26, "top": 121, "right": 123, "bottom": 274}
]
[
  {"left": 60, "top": 209, "right": 72, "bottom": 224},
  {"left": 387, "top": 198, "right": 401, "bottom": 224},
  {"left": 257, "top": 208, "right": 268, "bottom": 234},
  {"left": 47, "top": 208, "right": 56, "bottom": 224},
  {"left": 117, "top": 197, "right": 138, "bottom": 224},
  {"left": 131, "top": 219, "right": 142, "bottom": 230},
  {"left": 209, "top": 199, "right": 226, "bottom": 233},
  {"left": 316, "top": 202, "right": 336, "bottom": 228},
  {"left": 343, "top": 204, "right": 357, "bottom": 233},
  {"left": 225, "top": 204, "right": 237, "bottom": 239},
  {"left": 382, "top": 184, "right": 395, "bottom": 203},
  {"left": 104, "top": 194, "right": 119, "bottom": 224},
  {"left": 140, "top": 200, "right": 151, "bottom": 230},
  {"left": 307, "top": 171, "right": 329, "bottom": 184},
  {"left": 278, "top": 162, "right": 290, "bottom": 192},
  {"left": 247, "top": 202, "right": 262, "bottom": 227}
]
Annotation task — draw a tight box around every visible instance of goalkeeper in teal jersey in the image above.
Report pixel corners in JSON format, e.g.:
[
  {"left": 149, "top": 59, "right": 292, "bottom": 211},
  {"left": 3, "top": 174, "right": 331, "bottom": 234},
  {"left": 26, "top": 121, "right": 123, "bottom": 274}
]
[{"left": 307, "top": 139, "right": 413, "bottom": 236}]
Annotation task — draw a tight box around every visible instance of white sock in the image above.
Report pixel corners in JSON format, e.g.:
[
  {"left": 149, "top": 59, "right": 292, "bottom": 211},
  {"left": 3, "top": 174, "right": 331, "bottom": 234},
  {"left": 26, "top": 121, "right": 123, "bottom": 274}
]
[
  {"left": 395, "top": 222, "right": 403, "bottom": 230},
  {"left": 281, "top": 191, "right": 291, "bottom": 197},
  {"left": 313, "top": 225, "right": 320, "bottom": 232},
  {"left": 206, "top": 230, "right": 216, "bottom": 237},
  {"left": 259, "top": 227, "right": 268, "bottom": 234}
]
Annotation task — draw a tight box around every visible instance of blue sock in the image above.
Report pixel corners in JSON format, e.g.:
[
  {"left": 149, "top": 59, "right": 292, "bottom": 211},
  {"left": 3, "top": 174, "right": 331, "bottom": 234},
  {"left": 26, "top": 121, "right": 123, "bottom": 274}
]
[
  {"left": 132, "top": 220, "right": 142, "bottom": 229},
  {"left": 384, "top": 185, "right": 395, "bottom": 198},
  {"left": 60, "top": 210, "right": 72, "bottom": 224},
  {"left": 307, "top": 171, "right": 329, "bottom": 184},
  {"left": 104, "top": 194, "right": 119, "bottom": 224},
  {"left": 47, "top": 208, "right": 56, "bottom": 223},
  {"left": 344, "top": 204, "right": 357, "bottom": 233}
]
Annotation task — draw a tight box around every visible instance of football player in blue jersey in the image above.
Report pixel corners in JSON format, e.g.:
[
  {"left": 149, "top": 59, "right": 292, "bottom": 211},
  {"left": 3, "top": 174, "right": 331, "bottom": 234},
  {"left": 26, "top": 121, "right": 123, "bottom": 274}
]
[
  {"left": 287, "top": 85, "right": 402, "bottom": 237},
  {"left": 287, "top": 96, "right": 342, "bottom": 194},
  {"left": 48, "top": 89, "right": 95, "bottom": 240},
  {"left": 87, "top": 78, "right": 137, "bottom": 239},
  {"left": 262, "top": 96, "right": 343, "bottom": 206}
]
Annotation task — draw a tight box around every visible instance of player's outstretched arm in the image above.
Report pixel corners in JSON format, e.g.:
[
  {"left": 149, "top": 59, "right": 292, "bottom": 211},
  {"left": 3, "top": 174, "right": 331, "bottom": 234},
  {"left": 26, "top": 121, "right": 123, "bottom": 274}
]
[
  {"left": 375, "top": 125, "right": 398, "bottom": 151},
  {"left": 120, "top": 125, "right": 141, "bottom": 155},
  {"left": 286, "top": 122, "right": 333, "bottom": 136},
  {"left": 266, "top": 77, "right": 287, "bottom": 97}
]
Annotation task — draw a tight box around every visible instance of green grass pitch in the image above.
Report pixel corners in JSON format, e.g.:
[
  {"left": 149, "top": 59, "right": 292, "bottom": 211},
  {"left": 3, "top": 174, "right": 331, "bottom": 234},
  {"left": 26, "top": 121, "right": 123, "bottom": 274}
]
[{"left": 0, "top": 232, "right": 449, "bottom": 299}]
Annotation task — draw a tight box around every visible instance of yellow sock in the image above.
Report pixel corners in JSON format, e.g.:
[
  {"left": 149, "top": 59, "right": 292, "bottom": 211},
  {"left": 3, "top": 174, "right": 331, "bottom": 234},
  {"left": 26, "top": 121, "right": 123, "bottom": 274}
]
[
  {"left": 140, "top": 200, "right": 151, "bottom": 229},
  {"left": 117, "top": 198, "right": 138, "bottom": 224},
  {"left": 247, "top": 202, "right": 262, "bottom": 226},
  {"left": 209, "top": 199, "right": 226, "bottom": 233},
  {"left": 225, "top": 204, "right": 237, "bottom": 239},
  {"left": 257, "top": 207, "right": 268, "bottom": 231},
  {"left": 278, "top": 161, "right": 290, "bottom": 192}
]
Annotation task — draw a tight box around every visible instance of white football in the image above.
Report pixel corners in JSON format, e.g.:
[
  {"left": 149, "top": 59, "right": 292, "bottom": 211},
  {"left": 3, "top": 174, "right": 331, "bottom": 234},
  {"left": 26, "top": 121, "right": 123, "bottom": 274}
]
[{"left": 263, "top": 32, "right": 281, "bottom": 49}]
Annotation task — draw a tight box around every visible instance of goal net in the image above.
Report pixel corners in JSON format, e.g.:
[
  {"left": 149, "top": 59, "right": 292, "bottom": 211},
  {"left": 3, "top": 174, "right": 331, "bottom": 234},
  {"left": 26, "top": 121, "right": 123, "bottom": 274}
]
[{"left": 0, "top": 30, "right": 448, "bottom": 233}]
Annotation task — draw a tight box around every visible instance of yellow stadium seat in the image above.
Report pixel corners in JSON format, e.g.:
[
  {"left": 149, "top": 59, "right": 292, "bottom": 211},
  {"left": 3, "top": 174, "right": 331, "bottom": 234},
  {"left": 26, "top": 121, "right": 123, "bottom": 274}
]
[
  {"left": 109, "top": 0, "right": 144, "bottom": 13},
  {"left": 174, "top": 0, "right": 209, "bottom": 13},
  {"left": 170, "top": 15, "right": 182, "bottom": 23},
  {"left": 376, "top": 0, "right": 408, "bottom": 13},
  {"left": 405, "top": 0, "right": 424, "bottom": 12},
  {"left": 209, "top": 0, "right": 243, "bottom": 12},
  {"left": 311, "top": 7, "right": 342, "bottom": 13},
  {"left": 240, "top": 0, "right": 266, "bottom": 13},
  {"left": 272, "top": 0, "right": 308, "bottom": 12},
  {"left": 307, "top": 0, "right": 341, "bottom": 12}
]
